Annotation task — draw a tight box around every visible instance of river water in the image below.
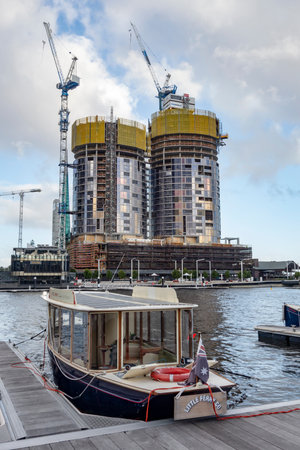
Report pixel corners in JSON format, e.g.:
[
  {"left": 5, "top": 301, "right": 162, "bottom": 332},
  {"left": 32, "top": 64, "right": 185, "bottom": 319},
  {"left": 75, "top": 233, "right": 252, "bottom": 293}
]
[{"left": 0, "top": 286, "right": 300, "bottom": 409}]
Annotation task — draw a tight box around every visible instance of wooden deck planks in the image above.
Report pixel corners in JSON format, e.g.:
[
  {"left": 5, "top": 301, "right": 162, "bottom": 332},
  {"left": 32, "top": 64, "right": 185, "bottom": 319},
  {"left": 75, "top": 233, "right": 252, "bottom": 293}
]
[
  {"left": 2, "top": 341, "right": 300, "bottom": 449},
  {"left": 106, "top": 432, "right": 144, "bottom": 450},
  {"left": 88, "top": 435, "right": 120, "bottom": 450},
  {"left": 0, "top": 342, "right": 82, "bottom": 439},
  {"left": 5, "top": 405, "right": 300, "bottom": 450},
  {"left": 160, "top": 421, "right": 234, "bottom": 450},
  {"left": 194, "top": 419, "right": 264, "bottom": 450}
]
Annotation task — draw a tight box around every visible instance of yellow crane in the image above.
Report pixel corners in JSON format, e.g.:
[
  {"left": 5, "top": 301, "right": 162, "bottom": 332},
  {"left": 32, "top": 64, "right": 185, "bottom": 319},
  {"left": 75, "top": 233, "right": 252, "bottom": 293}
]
[{"left": 0, "top": 189, "right": 41, "bottom": 247}]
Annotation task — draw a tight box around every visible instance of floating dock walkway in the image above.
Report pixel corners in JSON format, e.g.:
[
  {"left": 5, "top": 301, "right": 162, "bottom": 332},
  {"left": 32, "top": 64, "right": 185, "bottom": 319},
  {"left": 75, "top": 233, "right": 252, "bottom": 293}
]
[
  {"left": 255, "top": 324, "right": 300, "bottom": 346},
  {"left": 1, "top": 341, "right": 300, "bottom": 449}
]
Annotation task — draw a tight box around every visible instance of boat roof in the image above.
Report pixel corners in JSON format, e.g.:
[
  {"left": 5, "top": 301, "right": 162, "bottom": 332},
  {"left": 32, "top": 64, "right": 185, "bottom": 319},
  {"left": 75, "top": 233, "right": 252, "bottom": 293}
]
[{"left": 45, "top": 286, "right": 197, "bottom": 312}]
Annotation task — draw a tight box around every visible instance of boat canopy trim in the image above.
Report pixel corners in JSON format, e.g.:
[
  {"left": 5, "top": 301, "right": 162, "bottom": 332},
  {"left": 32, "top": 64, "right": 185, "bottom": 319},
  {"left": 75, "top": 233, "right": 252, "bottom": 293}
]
[{"left": 46, "top": 288, "right": 196, "bottom": 312}]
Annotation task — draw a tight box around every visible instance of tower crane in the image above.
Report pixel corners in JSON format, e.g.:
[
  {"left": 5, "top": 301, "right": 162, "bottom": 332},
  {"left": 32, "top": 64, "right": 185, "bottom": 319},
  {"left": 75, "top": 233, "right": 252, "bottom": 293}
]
[
  {"left": 43, "top": 21, "right": 80, "bottom": 250},
  {"left": 0, "top": 189, "right": 41, "bottom": 248},
  {"left": 130, "top": 22, "right": 177, "bottom": 110}
]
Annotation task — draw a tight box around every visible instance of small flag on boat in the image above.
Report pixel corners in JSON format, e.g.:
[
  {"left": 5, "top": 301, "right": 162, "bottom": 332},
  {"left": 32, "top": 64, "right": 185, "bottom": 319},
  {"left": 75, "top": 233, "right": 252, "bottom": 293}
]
[
  {"left": 195, "top": 335, "right": 209, "bottom": 383},
  {"left": 185, "top": 335, "right": 209, "bottom": 385}
]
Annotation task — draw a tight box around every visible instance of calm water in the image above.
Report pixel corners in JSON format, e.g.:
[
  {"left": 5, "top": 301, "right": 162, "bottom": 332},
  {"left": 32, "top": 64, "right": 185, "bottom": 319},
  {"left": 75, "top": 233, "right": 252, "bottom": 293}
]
[{"left": 0, "top": 287, "right": 300, "bottom": 409}]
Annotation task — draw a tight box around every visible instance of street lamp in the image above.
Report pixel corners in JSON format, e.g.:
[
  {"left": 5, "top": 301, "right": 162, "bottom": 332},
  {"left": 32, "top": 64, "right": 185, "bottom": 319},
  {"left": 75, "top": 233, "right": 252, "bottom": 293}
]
[
  {"left": 208, "top": 260, "right": 212, "bottom": 282},
  {"left": 172, "top": 260, "right": 177, "bottom": 271},
  {"left": 237, "top": 258, "right": 252, "bottom": 282},
  {"left": 196, "top": 259, "right": 205, "bottom": 286},
  {"left": 181, "top": 257, "right": 186, "bottom": 283}
]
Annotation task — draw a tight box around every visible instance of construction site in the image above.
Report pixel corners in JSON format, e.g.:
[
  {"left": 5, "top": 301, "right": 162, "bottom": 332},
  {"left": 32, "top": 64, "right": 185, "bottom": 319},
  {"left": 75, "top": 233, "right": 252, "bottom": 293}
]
[
  {"left": 53, "top": 21, "right": 251, "bottom": 278},
  {"left": 68, "top": 99, "right": 251, "bottom": 276},
  {"left": 6, "top": 21, "right": 252, "bottom": 283}
]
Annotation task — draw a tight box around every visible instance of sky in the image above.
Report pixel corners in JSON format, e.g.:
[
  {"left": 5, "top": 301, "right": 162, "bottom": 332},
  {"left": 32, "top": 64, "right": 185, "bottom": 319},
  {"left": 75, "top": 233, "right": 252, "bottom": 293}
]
[{"left": 1, "top": 0, "right": 300, "bottom": 266}]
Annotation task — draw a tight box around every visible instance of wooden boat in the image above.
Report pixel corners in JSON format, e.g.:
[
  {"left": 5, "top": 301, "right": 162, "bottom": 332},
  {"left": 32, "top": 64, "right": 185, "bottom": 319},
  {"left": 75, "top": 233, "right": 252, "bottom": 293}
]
[
  {"left": 283, "top": 303, "right": 300, "bottom": 327},
  {"left": 42, "top": 287, "right": 235, "bottom": 421}
]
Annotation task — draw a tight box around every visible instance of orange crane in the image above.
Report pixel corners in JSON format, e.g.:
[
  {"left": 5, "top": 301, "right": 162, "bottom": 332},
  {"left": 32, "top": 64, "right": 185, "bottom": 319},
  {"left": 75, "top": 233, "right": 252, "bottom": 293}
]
[{"left": 0, "top": 189, "right": 41, "bottom": 247}]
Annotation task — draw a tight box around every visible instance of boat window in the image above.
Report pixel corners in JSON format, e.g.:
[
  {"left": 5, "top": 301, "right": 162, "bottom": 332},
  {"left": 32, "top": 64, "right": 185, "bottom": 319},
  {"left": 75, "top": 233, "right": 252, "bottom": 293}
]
[
  {"left": 49, "top": 304, "right": 60, "bottom": 352},
  {"left": 61, "top": 309, "right": 72, "bottom": 360},
  {"left": 181, "top": 309, "right": 194, "bottom": 359},
  {"left": 123, "top": 310, "right": 177, "bottom": 366},
  {"left": 90, "top": 313, "right": 118, "bottom": 370},
  {"left": 72, "top": 311, "right": 89, "bottom": 367}
]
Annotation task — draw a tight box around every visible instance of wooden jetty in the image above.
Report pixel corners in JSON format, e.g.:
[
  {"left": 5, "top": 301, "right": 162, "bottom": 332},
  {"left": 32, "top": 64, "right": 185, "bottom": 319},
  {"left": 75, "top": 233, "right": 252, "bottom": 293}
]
[
  {"left": 255, "top": 324, "right": 300, "bottom": 346},
  {"left": 1, "top": 341, "right": 300, "bottom": 449}
]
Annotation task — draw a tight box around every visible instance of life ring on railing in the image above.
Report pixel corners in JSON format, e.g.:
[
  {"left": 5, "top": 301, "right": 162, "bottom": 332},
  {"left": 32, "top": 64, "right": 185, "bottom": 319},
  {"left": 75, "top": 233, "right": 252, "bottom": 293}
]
[{"left": 151, "top": 367, "right": 190, "bottom": 382}]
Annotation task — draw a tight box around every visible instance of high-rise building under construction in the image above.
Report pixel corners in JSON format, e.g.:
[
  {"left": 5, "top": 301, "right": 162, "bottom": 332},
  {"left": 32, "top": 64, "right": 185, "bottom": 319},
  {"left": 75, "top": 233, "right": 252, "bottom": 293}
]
[
  {"left": 71, "top": 115, "right": 147, "bottom": 239},
  {"left": 67, "top": 95, "right": 245, "bottom": 274},
  {"left": 150, "top": 94, "right": 225, "bottom": 243}
]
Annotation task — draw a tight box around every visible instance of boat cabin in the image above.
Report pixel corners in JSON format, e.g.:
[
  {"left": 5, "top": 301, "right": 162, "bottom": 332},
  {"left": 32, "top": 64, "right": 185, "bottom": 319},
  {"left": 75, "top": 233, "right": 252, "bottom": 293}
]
[{"left": 45, "top": 287, "right": 197, "bottom": 372}]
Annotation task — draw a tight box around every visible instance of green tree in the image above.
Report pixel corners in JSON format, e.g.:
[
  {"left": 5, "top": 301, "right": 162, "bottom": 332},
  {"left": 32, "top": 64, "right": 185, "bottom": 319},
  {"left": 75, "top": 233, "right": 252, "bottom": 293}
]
[
  {"left": 83, "top": 269, "right": 92, "bottom": 279},
  {"left": 106, "top": 270, "right": 113, "bottom": 280},
  {"left": 132, "top": 270, "right": 138, "bottom": 280},
  {"left": 224, "top": 270, "right": 230, "bottom": 280},
  {"left": 172, "top": 269, "right": 181, "bottom": 280},
  {"left": 211, "top": 270, "right": 219, "bottom": 280},
  {"left": 294, "top": 272, "right": 300, "bottom": 279},
  {"left": 118, "top": 270, "right": 126, "bottom": 279},
  {"left": 203, "top": 271, "right": 209, "bottom": 280},
  {"left": 192, "top": 270, "right": 197, "bottom": 280},
  {"left": 92, "top": 270, "right": 98, "bottom": 279},
  {"left": 244, "top": 270, "right": 252, "bottom": 279}
]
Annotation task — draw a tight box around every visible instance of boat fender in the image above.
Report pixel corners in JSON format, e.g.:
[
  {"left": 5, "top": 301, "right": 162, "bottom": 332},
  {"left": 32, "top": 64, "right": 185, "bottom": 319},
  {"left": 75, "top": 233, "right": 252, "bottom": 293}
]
[
  {"left": 124, "top": 363, "right": 136, "bottom": 371},
  {"left": 180, "top": 357, "right": 194, "bottom": 366},
  {"left": 151, "top": 367, "right": 190, "bottom": 382}
]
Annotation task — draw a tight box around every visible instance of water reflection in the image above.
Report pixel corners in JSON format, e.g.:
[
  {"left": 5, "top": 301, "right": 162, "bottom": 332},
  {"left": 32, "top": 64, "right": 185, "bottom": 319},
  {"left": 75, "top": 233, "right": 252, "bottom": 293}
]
[
  {"left": 0, "top": 287, "right": 300, "bottom": 409},
  {"left": 177, "top": 287, "right": 300, "bottom": 407}
]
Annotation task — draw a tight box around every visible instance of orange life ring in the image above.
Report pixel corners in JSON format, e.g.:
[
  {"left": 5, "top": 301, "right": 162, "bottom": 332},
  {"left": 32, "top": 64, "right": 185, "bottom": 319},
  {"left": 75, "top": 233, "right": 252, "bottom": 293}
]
[{"left": 151, "top": 367, "right": 190, "bottom": 382}]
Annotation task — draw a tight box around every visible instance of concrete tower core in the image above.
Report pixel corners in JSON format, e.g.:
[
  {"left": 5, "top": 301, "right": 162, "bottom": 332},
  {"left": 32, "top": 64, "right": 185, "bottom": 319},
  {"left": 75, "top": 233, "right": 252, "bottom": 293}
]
[{"left": 150, "top": 107, "right": 222, "bottom": 243}]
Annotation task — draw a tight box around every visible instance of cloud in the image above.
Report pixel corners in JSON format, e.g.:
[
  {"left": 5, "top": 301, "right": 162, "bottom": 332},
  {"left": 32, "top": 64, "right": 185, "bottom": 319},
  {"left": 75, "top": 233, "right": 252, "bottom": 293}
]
[{"left": 2, "top": 0, "right": 300, "bottom": 264}]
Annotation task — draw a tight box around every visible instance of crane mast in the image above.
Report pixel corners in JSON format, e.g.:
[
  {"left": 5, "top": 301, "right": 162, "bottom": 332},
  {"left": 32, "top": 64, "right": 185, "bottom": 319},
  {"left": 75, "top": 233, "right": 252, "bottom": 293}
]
[
  {"left": 43, "top": 22, "right": 79, "bottom": 250},
  {"left": 130, "top": 22, "right": 177, "bottom": 110},
  {"left": 0, "top": 189, "right": 41, "bottom": 247}
]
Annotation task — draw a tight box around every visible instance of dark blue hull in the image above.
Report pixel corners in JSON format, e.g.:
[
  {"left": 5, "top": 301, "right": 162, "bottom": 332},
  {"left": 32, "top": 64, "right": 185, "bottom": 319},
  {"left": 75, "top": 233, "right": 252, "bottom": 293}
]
[
  {"left": 284, "top": 304, "right": 300, "bottom": 327},
  {"left": 49, "top": 350, "right": 229, "bottom": 421}
]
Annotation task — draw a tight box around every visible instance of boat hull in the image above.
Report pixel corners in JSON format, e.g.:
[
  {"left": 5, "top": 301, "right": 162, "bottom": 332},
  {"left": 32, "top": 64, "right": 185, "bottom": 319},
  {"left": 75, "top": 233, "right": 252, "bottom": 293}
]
[
  {"left": 284, "top": 304, "right": 300, "bottom": 327},
  {"left": 49, "top": 350, "right": 231, "bottom": 421}
]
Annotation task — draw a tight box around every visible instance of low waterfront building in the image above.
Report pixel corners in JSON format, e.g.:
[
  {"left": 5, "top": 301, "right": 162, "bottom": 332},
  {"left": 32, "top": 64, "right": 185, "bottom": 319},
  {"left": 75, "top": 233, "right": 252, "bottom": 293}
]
[
  {"left": 253, "top": 261, "right": 299, "bottom": 280},
  {"left": 11, "top": 244, "right": 69, "bottom": 284},
  {"left": 68, "top": 234, "right": 252, "bottom": 278}
]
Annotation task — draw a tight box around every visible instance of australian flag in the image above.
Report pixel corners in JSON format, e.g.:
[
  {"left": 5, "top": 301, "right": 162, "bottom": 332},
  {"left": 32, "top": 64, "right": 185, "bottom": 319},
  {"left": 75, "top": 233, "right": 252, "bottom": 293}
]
[{"left": 185, "top": 335, "right": 209, "bottom": 385}]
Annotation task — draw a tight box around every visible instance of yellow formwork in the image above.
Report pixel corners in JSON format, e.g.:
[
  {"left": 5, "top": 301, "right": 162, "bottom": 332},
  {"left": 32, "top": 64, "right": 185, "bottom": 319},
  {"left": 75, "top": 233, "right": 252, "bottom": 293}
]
[
  {"left": 117, "top": 120, "right": 146, "bottom": 151},
  {"left": 90, "top": 120, "right": 105, "bottom": 144},
  {"left": 72, "top": 117, "right": 106, "bottom": 149},
  {"left": 151, "top": 109, "right": 218, "bottom": 138}
]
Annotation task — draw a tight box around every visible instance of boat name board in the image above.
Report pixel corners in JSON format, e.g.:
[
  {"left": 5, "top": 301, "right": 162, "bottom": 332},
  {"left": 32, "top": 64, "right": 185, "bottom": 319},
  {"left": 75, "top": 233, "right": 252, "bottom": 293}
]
[{"left": 174, "top": 391, "right": 227, "bottom": 420}]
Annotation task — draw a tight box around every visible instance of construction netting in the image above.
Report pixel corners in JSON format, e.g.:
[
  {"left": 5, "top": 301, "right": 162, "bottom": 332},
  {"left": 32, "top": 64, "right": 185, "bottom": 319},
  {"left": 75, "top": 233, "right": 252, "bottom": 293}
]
[
  {"left": 151, "top": 109, "right": 218, "bottom": 138},
  {"left": 117, "top": 119, "right": 146, "bottom": 150},
  {"left": 72, "top": 116, "right": 106, "bottom": 149}
]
